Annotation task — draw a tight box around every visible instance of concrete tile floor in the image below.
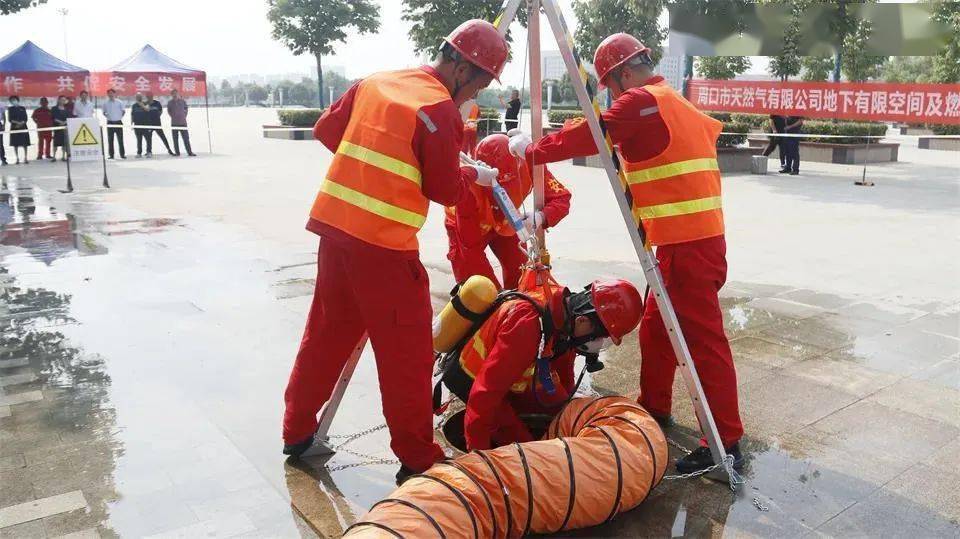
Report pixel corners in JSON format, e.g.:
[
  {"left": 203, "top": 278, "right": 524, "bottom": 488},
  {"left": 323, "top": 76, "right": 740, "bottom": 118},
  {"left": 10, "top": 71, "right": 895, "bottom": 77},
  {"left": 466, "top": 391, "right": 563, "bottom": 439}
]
[{"left": 1, "top": 109, "right": 958, "bottom": 537}]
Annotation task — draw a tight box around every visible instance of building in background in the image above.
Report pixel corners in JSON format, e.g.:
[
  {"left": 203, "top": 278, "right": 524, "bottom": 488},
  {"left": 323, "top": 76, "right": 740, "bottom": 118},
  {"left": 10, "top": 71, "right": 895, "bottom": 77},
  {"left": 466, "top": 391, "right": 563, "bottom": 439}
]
[
  {"left": 542, "top": 50, "right": 565, "bottom": 81},
  {"left": 656, "top": 50, "right": 684, "bottom": 91}
]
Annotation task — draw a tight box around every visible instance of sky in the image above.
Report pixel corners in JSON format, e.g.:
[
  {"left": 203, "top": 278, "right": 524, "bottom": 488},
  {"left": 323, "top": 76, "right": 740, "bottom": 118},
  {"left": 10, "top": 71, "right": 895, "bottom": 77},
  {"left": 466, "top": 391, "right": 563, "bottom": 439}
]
[{"left": 0, "top": 0, "right": 768, "bottom": 88}]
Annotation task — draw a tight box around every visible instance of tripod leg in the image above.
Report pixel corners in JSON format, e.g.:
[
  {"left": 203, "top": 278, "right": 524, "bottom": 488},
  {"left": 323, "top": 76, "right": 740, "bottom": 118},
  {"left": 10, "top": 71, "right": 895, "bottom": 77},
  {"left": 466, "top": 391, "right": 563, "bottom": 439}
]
[{"left": 302, "top": 333, "right": 369, "bottom": 457}]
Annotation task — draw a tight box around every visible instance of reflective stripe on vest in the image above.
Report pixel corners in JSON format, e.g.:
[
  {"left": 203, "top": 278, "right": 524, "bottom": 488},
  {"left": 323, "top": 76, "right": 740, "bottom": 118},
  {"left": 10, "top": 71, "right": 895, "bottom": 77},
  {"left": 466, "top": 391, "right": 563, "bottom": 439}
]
[
  {"left": 620, "top": 82, "right": 724, "bottom": 246},
  {"left": 320, "top": 180, "right": 427, "bottom": 228},
  {"left": 309, "top": 68, "right": 451, "bottom": 250},
  {"left": 634, "top": 195, "right": 722, "bottom": 221},
  {"left": 337, "top": 140, "right": 422, "bottom": 186},
  {"left": 625, "top": 157, "right": 719, "bottom": 185}
]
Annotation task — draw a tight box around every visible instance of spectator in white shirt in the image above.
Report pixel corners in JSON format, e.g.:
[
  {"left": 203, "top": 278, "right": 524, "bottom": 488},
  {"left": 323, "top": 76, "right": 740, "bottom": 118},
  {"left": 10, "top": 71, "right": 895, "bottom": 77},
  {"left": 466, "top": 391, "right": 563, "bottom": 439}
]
[
  {"left": 73, "top": 90, "right": 95, "bottom": 118},
  {"left": 101, "top": 89, "right": 126, "bottom": 159}
]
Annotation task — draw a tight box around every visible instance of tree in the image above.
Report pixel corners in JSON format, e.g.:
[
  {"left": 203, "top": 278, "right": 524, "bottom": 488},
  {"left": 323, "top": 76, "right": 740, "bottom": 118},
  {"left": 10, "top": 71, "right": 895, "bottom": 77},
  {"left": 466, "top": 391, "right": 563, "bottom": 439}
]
[
  {"left": 267, "top": 0, "right": 380, "bottom": 108},
  {"left": 800, "top": 56, "right": 833, "bottom": 81},
  {"left": 695, "top": 57, "right": 751, "bottom": 80},
  {"left": 767, "top": 1, "right": 802, "bottom": 81},
  {"left": 572, "top": 0, "right": 666, "bottom": 62},
  {"left": 0, "top": 0, "right": 46, "bottom": 14},
  {"left": 401, "top": 0, "right": 526, "bottom": 56},
  {"left": 841, "top": 19, "right": 886, "bottom": 82},
  {"left": 881, "top": 57, "right": 934, "bottom": 83},
  {"left": 931, "top": 0, "right": 960, "bottom": 82}
]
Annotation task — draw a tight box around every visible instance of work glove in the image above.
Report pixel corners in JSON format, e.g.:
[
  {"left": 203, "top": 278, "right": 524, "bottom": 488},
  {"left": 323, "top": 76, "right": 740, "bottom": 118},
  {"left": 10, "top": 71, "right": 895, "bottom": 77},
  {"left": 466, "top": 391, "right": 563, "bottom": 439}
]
[
  {"left": 520, "top": 210, "right": 545, "bottom": 230},
  {"left": 471, "top": 164, "right": 499, "bottom": 187},
  {"left": 507, "top": 128, "right": 532, "bottom": 159}
]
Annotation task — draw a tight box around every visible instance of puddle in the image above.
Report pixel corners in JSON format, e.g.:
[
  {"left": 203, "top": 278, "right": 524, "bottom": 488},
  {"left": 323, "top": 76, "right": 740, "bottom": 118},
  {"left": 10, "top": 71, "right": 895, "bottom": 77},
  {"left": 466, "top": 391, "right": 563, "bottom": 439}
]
[{"left": 0, "top": 179, "right": 108, "bottom": 265}]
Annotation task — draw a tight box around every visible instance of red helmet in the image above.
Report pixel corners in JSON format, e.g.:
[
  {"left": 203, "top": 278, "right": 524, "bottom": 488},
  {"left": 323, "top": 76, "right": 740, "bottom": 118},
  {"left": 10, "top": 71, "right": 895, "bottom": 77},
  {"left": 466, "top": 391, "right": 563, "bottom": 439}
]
[
  {"left": 443, "top": 19, "right": 510, "bottom": 81},
  {"left": 475, "top": 134, "right": 519, "bottom": 182},
  {"left": 590, "top": 279, "right": 643, "bottom": 345},
  {"left": 593, "top": 33, "right": 651, "bottom": 88}
]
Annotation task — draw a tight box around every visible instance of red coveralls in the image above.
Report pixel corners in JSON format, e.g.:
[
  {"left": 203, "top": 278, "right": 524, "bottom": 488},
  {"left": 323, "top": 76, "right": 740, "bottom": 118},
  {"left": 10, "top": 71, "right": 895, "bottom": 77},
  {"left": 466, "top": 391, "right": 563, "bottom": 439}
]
[
  {"left": 463, "top": 293, "right": 575, "bottom": 450},
  {"left": 528, "top": 76, "right": 743, "bottom": 447},
  {"left": 445, "top": 163, "right": 571, "bottom": 289},
  {"left": 283, "top": 66, "right": 478, "bottom": 472}
]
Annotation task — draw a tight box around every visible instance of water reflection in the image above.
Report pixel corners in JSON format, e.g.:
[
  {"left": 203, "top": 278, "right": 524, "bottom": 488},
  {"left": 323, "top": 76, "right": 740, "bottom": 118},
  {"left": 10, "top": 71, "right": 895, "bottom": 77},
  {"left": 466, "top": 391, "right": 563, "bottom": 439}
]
[
  {"left": 0, "top": 178, "right": 107, "bottom": 265},
  {"left": 0, "top": 267, "right": 119, "bottom": 537}
]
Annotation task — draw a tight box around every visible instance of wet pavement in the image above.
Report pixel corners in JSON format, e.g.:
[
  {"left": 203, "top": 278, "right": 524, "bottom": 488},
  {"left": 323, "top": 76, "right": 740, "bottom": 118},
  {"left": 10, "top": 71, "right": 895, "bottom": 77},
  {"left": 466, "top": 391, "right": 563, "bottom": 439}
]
[{"left": 1, "top": 108, "right": 958, "bottom": 537}]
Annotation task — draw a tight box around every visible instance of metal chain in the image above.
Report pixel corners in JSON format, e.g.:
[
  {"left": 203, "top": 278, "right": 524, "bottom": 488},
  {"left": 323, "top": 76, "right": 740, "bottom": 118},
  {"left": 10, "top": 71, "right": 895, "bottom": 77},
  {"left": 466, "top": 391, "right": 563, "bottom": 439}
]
[
  {"left": 661, "top": 455, "right": 733, "bottom": 482},
  {"left": 663, "top": 436, "right": 744, "bottom": 492},
  {"left": 321, "top": 424, "right": 399, "bottom": 473},
  {"left": 752, "top": 497, "right": 769, "bottom": 512}
]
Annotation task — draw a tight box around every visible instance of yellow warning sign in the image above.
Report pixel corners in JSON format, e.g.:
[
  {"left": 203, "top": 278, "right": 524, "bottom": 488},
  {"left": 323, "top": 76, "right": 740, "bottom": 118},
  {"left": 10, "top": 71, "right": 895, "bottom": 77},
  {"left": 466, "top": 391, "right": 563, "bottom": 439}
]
[{"left": 72, "top": 123, "right": 98, "bottom": 146}]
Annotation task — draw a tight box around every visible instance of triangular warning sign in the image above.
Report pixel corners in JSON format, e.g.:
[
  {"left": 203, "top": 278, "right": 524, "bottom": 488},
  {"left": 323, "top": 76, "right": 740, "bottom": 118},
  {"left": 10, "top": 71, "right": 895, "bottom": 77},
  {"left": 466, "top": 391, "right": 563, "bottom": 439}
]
[{"left": 72, "top": 123, "right": 98, "bottom": 146}]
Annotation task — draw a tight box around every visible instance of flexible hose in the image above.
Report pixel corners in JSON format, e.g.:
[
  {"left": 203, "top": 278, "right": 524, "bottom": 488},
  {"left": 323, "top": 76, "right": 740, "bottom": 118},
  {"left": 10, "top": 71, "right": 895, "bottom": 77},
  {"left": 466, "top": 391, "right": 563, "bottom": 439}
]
[{"left": 344, "top": 396, "right": 667, "bottom": 538}]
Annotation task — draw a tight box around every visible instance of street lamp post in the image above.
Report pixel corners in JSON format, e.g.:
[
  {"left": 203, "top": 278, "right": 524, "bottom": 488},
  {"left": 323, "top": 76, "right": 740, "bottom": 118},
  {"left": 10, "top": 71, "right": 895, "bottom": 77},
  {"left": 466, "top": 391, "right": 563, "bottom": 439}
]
[
  {"left": 328, "top": 86, "right": 334, "bottom": 108},
  {"left": 58, "top": 8, "right": 69, "bottom": 61}
]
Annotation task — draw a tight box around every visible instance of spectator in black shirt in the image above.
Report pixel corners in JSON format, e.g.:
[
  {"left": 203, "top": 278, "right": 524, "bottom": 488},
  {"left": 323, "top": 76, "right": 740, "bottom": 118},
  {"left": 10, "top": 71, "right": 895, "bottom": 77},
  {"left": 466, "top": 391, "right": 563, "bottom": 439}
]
[
  {"left": 763, "top": 114, "right": 787, "bottom": 172},
  {"left": 50, "top": 95, "right": 72, "bottom": 162},
  {"left": 499, "top": 89, "right": 521, "bottom": 131},
  {"left": 132, "top": 93, "right": 152, "bottom": 157},
  {"left": 145, "top": 92, "right": 174, "bottom": 156},
  {"left": 783, "top": 116, "right": 803, "bottom": 175}
]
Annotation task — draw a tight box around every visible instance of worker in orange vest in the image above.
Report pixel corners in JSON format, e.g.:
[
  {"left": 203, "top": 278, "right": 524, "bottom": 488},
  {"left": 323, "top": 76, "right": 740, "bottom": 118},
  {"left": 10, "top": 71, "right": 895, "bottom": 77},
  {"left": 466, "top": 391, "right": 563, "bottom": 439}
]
[
  {"left": 506, "top": 33, "right": 744, "bottom": 474},
  {"left": 282, "top": 19, "right": 510, "bottom": 484},
  {"left": 460, "top": 99, "right": 480, "bottom": 157},
  {"left": 439, "top": 273, "right": 644, "bottom": 451},
  {"left": 445, "top": 133, "right": 571, "bottom": 290}
]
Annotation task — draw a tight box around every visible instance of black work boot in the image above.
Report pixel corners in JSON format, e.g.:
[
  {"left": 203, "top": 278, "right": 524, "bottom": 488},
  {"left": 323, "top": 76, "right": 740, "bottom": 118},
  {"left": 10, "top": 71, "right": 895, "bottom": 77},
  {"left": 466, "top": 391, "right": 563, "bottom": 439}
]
[
  {"left": 395, "top": 465, "right": 416, "bottom": 486},
  {"left": 652, "top": 414, "right": 675, "bottom": 430},
  {"left": 282, "top": 435, "right": 315, "bottom": 459},
  {"left": 675, "top": 443, "right": 744, "bottom": 474}
]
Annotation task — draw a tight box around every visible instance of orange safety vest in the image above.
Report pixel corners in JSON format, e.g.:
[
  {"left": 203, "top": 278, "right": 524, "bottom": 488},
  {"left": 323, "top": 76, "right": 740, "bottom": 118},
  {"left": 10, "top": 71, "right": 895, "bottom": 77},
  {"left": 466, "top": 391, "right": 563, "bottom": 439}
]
[
  {"left": 458, "top": 270, "right": 562, "bottom": 393},
  {"left": 309, "top": 68, "right": 451, "bottom": 251},
  {"left": 620, "top": 82, "right": 724, "bottom": 246},
  {"left": 445, "top": 160, "right": 535, "bottom": 237}
]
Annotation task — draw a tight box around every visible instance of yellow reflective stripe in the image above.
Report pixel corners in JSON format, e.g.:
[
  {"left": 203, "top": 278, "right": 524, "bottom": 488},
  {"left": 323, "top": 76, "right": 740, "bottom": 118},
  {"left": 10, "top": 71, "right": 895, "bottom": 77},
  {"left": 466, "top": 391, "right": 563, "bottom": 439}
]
[
  {"left": 321, "top": 180, "right": 426, "bottom": 228},
  {"left": 625, "top": 158, "right": 719, "bottom": 185},
  {"left": 635, "top": 196, "right": 722, "bottom": 220},
  {"left": 337, "top": 141, "right": 421, "bottom": 185},
  {"left": 472, "top": 336, "right": 487, "bottom": 359}
]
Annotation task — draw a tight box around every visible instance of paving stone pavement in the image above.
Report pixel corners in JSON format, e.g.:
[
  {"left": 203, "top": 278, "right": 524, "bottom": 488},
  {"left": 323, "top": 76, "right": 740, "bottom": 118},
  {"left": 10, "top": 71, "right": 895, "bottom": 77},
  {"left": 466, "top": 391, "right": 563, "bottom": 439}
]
[{"left": 1, "top": 109, "right": 957, "bottom": 537}]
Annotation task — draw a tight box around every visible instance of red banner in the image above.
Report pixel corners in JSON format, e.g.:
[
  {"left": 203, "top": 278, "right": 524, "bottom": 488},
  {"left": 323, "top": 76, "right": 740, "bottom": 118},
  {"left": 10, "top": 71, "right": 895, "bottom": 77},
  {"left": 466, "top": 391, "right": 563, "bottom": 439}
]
[
  {"left": 689, "top": 79, "right": 960, "bottom": 125},
  {"left": 1, "top": 72, "right": 90, "bottom": 97},
  {"left": 89, "top": 72, "right": 207, "bottom": 97}
]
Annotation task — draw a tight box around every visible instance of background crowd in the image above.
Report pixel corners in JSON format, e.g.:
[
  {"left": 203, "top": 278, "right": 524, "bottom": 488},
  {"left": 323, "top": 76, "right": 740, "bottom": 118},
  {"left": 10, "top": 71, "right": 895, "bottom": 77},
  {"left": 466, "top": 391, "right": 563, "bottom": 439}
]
[{"left": 0, "top": 89, "right": 196, "bottom": 165}]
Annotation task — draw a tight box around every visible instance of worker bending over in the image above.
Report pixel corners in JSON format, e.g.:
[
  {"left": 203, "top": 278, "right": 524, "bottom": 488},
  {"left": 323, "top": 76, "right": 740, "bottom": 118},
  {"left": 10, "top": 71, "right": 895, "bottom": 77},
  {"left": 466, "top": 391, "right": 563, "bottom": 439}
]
[
  {"left": 282, "top": 20, "right": 508, "bottom": 484},
  {"left": 507, "top": 33, "right": 744, "bottom": 473},
  {"left": 440, "top": 276, "right": 643, "bottom": 450},
  {"left": 445, "top": 133, "right": 571, "bottom": 289}
]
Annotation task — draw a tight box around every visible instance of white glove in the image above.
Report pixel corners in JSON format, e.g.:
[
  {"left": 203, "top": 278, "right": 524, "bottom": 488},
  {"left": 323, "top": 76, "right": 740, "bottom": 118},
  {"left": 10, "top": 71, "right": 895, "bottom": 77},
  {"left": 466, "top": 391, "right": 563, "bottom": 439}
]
[
  {"left": 507, "top": 129, "right": 532, "bottom": 159},
  {"left": 521, "top": 210, "right": 545, "bottom": 230},
  {"left": 471, "top": 164, "right": 499, "bottom": 187}
]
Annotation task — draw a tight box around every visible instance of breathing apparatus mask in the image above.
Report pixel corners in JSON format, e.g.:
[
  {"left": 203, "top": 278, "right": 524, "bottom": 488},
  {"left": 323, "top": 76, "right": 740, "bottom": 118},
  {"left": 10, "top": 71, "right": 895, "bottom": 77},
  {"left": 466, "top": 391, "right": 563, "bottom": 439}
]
[{"left": 557, "top": 286, "right": 612, "bottom": 373}]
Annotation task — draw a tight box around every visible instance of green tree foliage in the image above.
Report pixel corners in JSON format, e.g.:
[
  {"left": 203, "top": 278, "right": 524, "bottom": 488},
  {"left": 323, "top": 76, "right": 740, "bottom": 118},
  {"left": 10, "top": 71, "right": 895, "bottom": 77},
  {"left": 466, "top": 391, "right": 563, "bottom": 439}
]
[
  {"left": 0, "top": 0, "right": 46, "bottom": 14},
  {"left": 571, "top": 0, "right": 666, "bottom": 62},
  {"left": 840, "top": 19, "right": 886, "bottom": 81},
  {"left": 881, "top": 57, "right": 934, "bottom": 83},
  {"left": 267, "top": 0, "right": 380, "bottom": 108},
  {"left": 931, "top": 0, "right": 960, "bottom": 82},
  {"left": 768, "top": 1, "right": 802, "bottom": 81},
  {"left": 401, "top": 0, "right": 526, "bottom": 56},
  {"left": 800, "top": 56, "right": 833, "bottom": 81},
  {"left": 695, "top": 57, "right": 751, "bottom": 80}
]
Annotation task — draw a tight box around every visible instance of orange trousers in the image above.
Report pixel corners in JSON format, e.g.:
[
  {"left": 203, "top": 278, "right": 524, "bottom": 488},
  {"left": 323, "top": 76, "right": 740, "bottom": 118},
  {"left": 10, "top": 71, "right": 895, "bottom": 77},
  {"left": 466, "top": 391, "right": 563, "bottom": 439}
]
[
  {"left": 283, "top": 239, "right": 444, "bottom": 472},
  {"left": 445, "top": 223, "right": 527, "bottom": 289},
  {"left": 639, "top": 235, "right": 744, "bottom": 447}
]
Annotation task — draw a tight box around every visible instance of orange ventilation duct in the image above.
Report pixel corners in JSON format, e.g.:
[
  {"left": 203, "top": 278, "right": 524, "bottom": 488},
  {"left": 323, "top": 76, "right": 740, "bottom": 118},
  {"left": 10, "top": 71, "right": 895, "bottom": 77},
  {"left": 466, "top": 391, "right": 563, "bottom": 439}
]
[{"left": 344, "top": 396, "right": 668, "bottom": 537}]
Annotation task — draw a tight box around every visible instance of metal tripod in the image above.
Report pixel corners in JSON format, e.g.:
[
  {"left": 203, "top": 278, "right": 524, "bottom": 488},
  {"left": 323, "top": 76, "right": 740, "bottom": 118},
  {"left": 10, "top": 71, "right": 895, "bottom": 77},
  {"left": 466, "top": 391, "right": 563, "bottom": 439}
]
[{"left": 308, "top": 0, "right": 742, "bottom": 489}]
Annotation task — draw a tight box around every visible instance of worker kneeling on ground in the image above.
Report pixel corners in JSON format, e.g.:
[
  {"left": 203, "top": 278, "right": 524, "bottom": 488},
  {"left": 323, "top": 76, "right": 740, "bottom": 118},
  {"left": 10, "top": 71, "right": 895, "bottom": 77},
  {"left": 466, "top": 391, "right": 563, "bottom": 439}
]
[
  {"left": 445, "top": 133, "right": 571, "bottom": 289},
  {"left": 437, "top": 273, "right": 643, "bottom": 450},
  {"left": 506, "top": 33, "right": 745, "bottom": 474}
]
